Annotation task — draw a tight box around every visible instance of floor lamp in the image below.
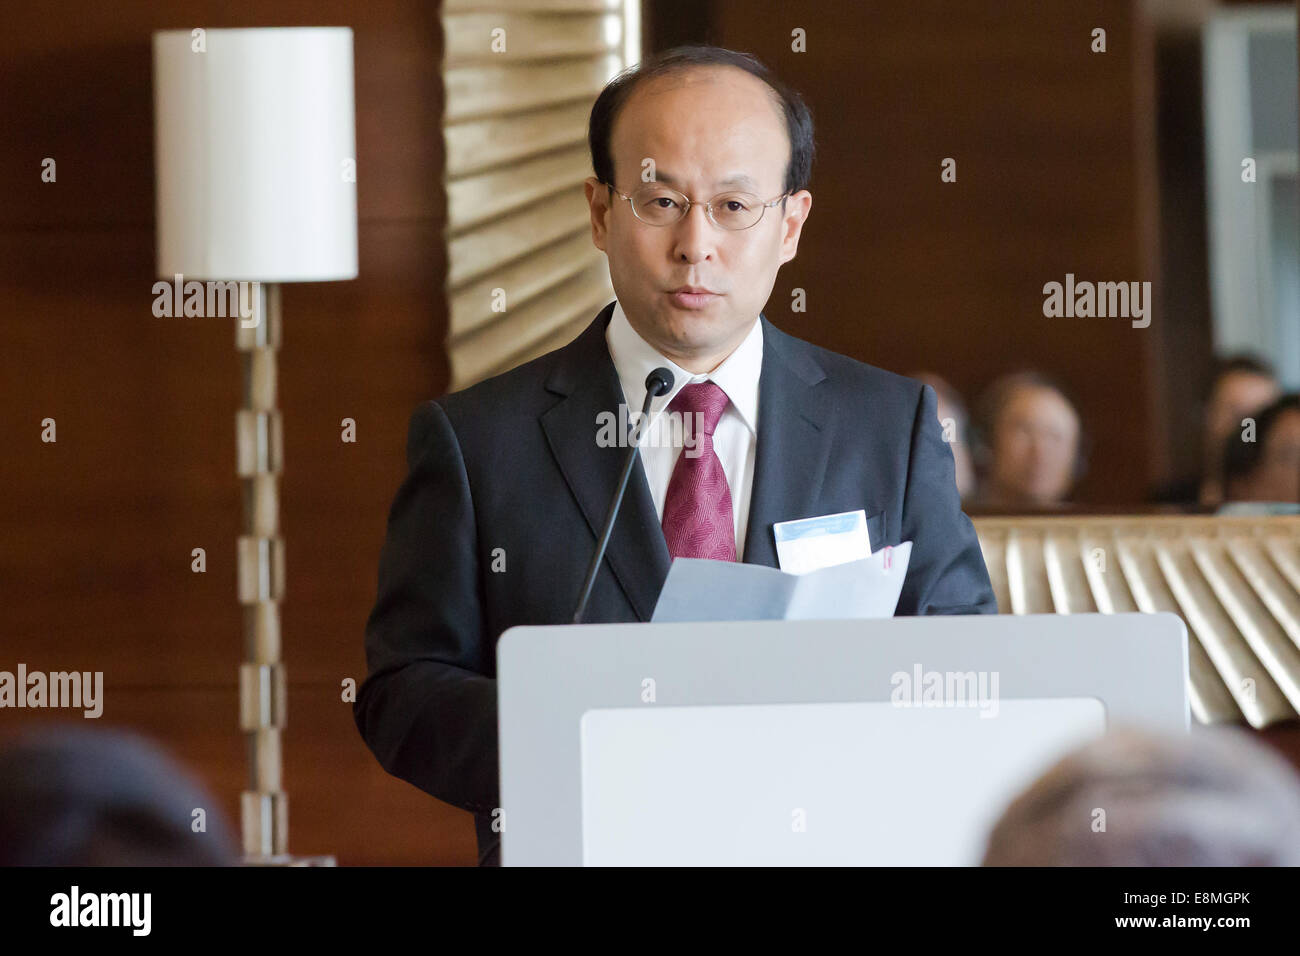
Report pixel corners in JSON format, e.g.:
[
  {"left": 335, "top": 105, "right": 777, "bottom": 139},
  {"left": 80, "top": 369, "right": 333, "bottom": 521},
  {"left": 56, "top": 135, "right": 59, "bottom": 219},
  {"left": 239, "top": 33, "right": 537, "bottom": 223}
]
[{"left": 153, "top": 27, "right": 358, "bottom": 864}]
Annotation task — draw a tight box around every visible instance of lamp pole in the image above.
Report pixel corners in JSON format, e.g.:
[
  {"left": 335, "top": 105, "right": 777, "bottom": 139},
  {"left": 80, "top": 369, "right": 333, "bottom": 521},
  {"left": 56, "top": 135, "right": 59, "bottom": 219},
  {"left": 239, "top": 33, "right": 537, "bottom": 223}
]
[{"left": 235, "top": 283, "right": 288, "bottom": 861}]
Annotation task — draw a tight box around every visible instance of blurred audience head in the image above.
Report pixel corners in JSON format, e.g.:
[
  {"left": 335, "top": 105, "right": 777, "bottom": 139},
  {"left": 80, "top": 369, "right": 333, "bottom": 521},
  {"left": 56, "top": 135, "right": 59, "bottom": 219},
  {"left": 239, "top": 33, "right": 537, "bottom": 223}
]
[
  {"left": 1221, "top": 393, "right": 1300, "bottom": 505},
  {"left": 972, "top": 371, "right": 1083, "bottom": 509},
  {"left": 1200, "top": 355, "right": 1281, "bottom": 506},
  {"left": 0, "top": 725, "right": 238, "bottom": 866},
  {"left": 913, "top": 372, "right": 975, "bottom": 500},
  {"left": 981, "top": 726, "right": 1300, "bottom": 866}
]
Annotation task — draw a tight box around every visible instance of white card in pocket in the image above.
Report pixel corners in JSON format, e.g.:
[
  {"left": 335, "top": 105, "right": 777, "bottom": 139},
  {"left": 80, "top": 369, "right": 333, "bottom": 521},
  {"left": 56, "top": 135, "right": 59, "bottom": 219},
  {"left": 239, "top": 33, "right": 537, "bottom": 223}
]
[{"left": 773, "top": 509, "right": 871, "bottom": 575}]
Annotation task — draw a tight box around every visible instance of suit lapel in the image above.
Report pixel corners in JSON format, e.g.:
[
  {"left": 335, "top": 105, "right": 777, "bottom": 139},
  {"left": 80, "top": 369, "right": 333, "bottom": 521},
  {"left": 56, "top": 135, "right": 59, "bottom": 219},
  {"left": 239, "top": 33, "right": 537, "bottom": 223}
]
[
  {"left": 540, "top": 302, "right": 672, "bottom": 621},
  {"left": 742, "top": 316, "right": 833, "bottom": 568}
]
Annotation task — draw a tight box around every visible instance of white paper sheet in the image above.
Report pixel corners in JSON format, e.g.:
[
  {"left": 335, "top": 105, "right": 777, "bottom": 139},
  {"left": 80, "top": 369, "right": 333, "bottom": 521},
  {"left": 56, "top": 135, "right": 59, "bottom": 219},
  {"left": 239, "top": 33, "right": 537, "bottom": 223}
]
[{"left": 651, "top": 542, "right": 913, "bottom": 622}]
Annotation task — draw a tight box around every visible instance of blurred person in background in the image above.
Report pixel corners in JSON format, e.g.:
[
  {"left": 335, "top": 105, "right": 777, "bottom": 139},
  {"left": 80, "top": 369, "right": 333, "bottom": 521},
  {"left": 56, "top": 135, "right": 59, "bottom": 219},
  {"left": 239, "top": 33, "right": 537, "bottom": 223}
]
[
  {"left": 1218, "top": 393, "right": 1300, "bottom": 514},
  {"left": 968, "top": 371, "right": 1085, "bottom": 511},
  {"left": 981, "top": 726, "right": 1300, "bottom": 866},
  {"left": 913, "top": 372, "right": 975, "bottom": 500},
  {"left": 0, "top": 726, "right": 238, "bottom": 866},
  {"left": 1153, "top": 355, "right": 1281, "bottom": 509}
]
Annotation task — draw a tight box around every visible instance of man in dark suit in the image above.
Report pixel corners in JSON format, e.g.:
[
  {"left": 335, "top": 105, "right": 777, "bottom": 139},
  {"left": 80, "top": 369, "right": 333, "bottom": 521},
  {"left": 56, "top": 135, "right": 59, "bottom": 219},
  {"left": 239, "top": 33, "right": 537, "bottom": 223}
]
[{"left": 354, "top": 45, "right": 997, "bottom": 866}]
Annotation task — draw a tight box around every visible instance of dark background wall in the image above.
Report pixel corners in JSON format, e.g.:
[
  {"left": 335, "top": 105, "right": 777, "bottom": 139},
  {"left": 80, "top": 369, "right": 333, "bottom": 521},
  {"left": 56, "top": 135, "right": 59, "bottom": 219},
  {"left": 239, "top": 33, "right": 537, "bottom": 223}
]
[
  {"left": 649, "top": 0, "right": 1166, "bottom": 502},
  {"left": 1, "top": 1, "right": 1292, "bottom": 865}
]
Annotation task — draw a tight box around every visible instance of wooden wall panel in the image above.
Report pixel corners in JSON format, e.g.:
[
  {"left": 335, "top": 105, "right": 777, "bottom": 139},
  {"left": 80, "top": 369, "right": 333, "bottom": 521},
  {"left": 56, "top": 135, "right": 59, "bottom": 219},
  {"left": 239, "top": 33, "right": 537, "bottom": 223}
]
[
  {"left": 0, "top": 1, "right": 473, "bottom": 864},
  {"left": 706, "top": 0, "right": 1162, "bottom": 504}
]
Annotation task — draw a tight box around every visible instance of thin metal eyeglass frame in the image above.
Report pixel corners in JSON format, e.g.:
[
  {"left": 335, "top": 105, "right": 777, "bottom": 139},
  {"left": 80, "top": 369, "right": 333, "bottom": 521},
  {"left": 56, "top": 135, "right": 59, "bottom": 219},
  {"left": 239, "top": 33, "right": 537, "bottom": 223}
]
[{"left": 603, "top": 181, "right": 789, "bottom": 230}]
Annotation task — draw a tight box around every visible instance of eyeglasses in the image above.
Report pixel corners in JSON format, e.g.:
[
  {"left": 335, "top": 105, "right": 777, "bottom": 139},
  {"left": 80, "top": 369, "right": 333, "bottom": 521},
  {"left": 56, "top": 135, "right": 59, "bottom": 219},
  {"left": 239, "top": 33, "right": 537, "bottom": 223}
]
[{"left": 603, "top": 181, "right": 788, "bottom": 231}]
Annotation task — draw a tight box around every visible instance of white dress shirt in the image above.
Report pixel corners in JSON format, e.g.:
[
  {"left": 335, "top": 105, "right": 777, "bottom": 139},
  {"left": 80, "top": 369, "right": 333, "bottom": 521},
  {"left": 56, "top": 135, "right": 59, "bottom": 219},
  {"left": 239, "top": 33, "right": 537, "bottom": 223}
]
[{"left": 605, "top": 299, "right": 763, "bottom": 556}]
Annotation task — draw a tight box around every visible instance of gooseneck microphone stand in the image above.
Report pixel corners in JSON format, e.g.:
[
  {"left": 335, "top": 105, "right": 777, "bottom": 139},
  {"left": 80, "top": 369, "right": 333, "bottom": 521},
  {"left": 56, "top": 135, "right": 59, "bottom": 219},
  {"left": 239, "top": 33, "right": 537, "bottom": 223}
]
[{"left": 571, "top": 367, "right": 675, "bottom": 623}]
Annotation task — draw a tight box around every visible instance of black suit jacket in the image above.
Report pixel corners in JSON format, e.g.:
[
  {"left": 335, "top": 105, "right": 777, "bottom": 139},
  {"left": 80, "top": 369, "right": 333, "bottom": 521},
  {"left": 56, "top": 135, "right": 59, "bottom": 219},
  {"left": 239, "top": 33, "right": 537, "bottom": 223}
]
[{"left": 354, "top": 302, "right": 997, "bottom": 865}]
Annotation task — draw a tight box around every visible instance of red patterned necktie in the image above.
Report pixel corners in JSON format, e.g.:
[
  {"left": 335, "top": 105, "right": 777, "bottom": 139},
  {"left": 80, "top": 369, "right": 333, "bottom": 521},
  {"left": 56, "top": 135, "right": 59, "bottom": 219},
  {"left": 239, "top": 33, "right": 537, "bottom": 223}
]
[{"left": 660, "top": 382, "right": 736, "bottom": 561}]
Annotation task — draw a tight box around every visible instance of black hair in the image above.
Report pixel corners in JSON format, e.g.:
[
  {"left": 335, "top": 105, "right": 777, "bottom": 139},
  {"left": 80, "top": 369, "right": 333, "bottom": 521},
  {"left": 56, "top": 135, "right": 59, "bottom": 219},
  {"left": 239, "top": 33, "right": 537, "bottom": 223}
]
[
  {"left": 0, "top": 727, "right": 238, "bottom": 865},
  {"left": 1221, "top": 393, "right": 1300, "bottom": 486},
  {"left": 588, "top": 45, "right": 815, "bottom": 196},
  {"left": 1209, "top": 354, "right": 1277, "bottom": 393}
]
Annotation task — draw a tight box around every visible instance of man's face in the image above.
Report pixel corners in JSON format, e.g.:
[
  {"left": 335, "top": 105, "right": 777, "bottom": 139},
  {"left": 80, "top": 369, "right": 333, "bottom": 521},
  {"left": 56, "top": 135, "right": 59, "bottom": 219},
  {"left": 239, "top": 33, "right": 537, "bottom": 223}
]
[
  {"left": 990, "top": 386, "right": 1081, "bottom": 505},
  {"left": 585, "top": 66, "right": 811, "bottom": 372}
]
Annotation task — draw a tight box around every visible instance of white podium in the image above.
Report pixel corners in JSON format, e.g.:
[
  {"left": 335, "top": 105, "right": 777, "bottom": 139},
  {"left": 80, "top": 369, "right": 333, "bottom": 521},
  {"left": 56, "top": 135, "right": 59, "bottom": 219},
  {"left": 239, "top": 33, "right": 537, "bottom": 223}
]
[{"left": 497, "top": 612, "right": 1189, "bottom": 866}]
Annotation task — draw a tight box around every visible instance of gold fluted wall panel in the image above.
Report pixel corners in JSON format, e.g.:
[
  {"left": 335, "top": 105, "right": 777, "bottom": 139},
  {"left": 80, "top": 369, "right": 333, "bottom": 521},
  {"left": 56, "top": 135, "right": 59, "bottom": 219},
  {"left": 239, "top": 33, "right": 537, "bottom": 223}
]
[
  {"left": 442, "top": 0, "right": 637, "bottom": 390},
  {"left": 972, "top": 515, "right": 1300, "bottom": 728}
]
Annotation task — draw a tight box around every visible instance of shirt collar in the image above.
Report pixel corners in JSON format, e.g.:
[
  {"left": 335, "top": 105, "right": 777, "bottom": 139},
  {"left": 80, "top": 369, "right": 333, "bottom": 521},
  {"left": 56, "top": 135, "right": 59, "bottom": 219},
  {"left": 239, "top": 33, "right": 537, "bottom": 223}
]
[{"left": 606, "top": 298, "right": 762, "bottom": 434}]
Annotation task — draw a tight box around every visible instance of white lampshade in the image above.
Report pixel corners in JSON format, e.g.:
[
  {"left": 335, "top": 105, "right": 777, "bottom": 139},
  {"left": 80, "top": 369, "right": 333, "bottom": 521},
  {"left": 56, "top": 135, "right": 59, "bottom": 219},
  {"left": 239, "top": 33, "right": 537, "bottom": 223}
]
[{"left": 153, "top": 27, "right": 358, "bottom": 281}]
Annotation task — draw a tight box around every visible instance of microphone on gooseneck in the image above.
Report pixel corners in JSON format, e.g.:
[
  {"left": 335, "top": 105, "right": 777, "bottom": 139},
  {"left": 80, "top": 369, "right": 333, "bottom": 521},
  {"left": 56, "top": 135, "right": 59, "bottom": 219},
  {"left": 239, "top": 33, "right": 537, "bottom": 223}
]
[{"left": 572, "top": 366, "right": 675, "bottom": 624}]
